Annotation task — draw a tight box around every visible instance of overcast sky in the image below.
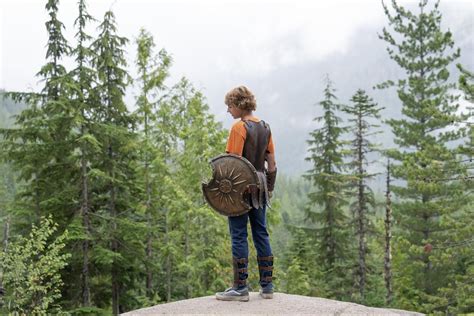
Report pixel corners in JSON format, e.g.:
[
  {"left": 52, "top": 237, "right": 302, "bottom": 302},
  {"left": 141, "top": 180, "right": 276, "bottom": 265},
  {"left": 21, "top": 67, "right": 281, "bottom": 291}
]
[
  {"left": 1, "top": 0, "right": 473, "bottom": 176},
  {"left": 2, "top": 0, "right": 470, "bottom": 121}
]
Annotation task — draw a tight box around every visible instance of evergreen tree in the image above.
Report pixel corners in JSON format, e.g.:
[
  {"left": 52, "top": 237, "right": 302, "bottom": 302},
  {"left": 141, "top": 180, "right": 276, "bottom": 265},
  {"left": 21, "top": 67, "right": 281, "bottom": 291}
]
[
  {"left": 170, "top": 79, "right": 228, "bottom": 299},
  {"left": 68, "top": 0, "right": 97, "bottom": 307},
  {"left": 436, "top": 64, "right": 474, "bottom": 314},
  {"left": 134, "top": 28, "right": 172, "bottom": 302},
  {"left": 342, "top": 89, "right": 383, "bottom": 303},
  {"left": 457, "top": 64, "right": 473, "bottom": 169},
  {"left": 304, "top": 77, "right": 353, "bottom": 300},
  {"left": 90, "top": 11, "right": 141, "bottom": 314},
  {"left": 379, "top": 0, "right": 471, "bottom": 312},
  {"left": 280, "top": 227, "right": 321, "bottom": 296},
  {"left": 457, "top": 64, "right": 474, "bottom": 103},
  {"left": 0, "top": 0, "right": 75, "bottom": 232}
]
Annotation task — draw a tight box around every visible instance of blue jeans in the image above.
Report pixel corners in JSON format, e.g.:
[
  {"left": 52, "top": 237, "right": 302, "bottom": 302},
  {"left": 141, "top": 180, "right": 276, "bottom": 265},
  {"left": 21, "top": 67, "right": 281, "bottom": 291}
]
[
  {"left": 228, "top": 205, "right": 273, "bottom": 289},
  {"left": 228, "top": 205, "right": 273, "bottom": 259}
]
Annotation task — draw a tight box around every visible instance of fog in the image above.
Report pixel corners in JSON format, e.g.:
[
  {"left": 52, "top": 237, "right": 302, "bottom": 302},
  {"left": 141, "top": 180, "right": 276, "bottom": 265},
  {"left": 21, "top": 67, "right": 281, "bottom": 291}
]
[{"left": 1, "top": 0, "right": 472, "bottom": 177}]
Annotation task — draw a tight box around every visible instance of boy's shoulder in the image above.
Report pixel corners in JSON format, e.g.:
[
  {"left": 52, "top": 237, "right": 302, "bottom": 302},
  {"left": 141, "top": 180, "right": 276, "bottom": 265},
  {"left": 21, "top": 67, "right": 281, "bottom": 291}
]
[
  {"left": 231, "top": 116, "right": 260, "bottom": 128},
  {"left": 242, "top": 116, "right": 271, "bottom": 130},
  {"left": 231, "top": 119, "right": 246, "bottom": 130}
]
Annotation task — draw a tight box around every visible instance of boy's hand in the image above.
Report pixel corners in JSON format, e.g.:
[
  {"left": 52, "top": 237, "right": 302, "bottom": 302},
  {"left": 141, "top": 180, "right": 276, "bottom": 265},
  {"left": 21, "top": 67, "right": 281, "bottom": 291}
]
[{"left": 268, "top": 191, "right": 273, "bottom": 199}]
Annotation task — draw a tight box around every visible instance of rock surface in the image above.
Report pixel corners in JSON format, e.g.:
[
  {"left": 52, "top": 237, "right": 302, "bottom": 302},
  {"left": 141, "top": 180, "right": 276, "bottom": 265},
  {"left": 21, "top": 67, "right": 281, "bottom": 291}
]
[{"left": 121, "top": 292, "right": 423, "bottom": 315}]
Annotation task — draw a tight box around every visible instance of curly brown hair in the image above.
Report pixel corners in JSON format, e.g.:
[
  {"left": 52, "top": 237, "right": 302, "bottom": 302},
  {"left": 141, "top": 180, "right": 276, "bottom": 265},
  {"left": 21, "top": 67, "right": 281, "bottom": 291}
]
[{"left": 224, "top": 86, "right": 257, "bottom": 111}]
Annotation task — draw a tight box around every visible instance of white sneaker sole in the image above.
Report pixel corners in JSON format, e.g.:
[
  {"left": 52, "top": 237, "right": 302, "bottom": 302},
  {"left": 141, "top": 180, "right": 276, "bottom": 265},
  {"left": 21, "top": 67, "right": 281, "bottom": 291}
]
[
  {"left": 215, "top": 294, "right": 249, "bottom": 302},
  {"left": 259, "top": 292, "right": 273, "bottom": 299}
]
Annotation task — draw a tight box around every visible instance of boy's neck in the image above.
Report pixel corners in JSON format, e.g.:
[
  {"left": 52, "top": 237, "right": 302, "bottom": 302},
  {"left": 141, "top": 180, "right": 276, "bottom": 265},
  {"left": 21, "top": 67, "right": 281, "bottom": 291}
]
[{"left": 240, "top": 111, "right": 253, "bottom": 121}]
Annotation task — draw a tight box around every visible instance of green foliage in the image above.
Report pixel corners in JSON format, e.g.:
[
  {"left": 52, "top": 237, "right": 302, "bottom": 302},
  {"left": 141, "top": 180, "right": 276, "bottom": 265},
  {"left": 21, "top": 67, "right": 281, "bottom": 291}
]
[
  {"left": 153, "top": 78, "right": 229, "bottom": 301},
  {"left": 379, "top": 0, "right": 472, "bottom": 313},
  {"left": 303, "top": 77, "right": 354, "bottom": 300},
  {"left": 343, "top": 89, "right": 384, "bottom": 303},
  {"left": 279, "top": 227, "right": 325, "bottom": 297},
  {"left": 457, "top": 64, "right": 474, "bottom": 170},
  {"left": 457, "top": 64, "right": 474, "bottom": 103},
  {"left": 132, "top": 28, "right": 230, "bottom": 307},
  {"left": 133, "top": 27, "right": 173, "bottom": 305},
  {"left": 0, "top": 215, "right": 70, "bottom": 315},
  {"left": 285, "top": 257, "right": 311, "bottom": 295},
  {"left": 0, "top": 0, "right": 77, "bottom": 237}
]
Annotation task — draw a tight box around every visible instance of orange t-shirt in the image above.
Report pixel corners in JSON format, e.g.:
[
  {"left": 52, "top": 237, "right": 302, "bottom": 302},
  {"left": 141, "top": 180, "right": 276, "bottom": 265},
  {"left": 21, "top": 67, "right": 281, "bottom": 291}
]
[{"left": 225, "top": 116, "right": 275, "bottom": 156}]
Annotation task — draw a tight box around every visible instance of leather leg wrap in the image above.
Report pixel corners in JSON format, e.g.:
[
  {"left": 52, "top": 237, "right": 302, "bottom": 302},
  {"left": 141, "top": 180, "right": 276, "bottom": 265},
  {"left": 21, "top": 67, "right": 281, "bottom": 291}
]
[
  {"left": 257, "top": 255, "right": 274, "bottom": 285},
  {"left": 233, "top": 257, "right": 248, "bottom": 287},
  {"left": 234, "top": 257, "right": 248, "bottom": 264},
  {"left": 257, "top": 256, "right": 274, "bottom": 262}
]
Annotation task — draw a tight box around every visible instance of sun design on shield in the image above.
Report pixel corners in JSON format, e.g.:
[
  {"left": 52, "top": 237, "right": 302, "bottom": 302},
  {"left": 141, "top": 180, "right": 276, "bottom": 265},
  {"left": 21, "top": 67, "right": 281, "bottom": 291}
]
[{"left": 210, "top": 166, "right": 247, "bottom": 205}]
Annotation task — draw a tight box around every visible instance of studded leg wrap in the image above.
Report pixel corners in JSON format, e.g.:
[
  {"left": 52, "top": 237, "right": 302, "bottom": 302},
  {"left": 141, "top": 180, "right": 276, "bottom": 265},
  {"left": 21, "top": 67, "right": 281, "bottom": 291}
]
[
  {"left": 233, "top": 257, "right": 248, "bottom": 287},
  {"left": 257, "top": 255, "right": 274, "bottom": 287}
]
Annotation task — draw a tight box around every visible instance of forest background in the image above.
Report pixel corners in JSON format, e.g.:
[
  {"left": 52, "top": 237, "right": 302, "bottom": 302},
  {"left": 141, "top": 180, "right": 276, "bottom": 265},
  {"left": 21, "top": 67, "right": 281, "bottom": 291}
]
[{"left": 0, "top": 0, "right": 473, "bottom": 315}]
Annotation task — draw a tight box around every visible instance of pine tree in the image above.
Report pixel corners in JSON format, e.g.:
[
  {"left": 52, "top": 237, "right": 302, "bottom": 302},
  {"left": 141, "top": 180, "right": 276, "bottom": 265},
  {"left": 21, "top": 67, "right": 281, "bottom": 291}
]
[
  {"left": 379, "top": 0, "right": 471, "bottom": 312},
  {"left": 280, "top": 227, "right": 321, "bottom": 296},
  {"left": 434, "top": 64, "right": 474, "bottom": 314},
  {"left": 343, "top": 89, "right": 383, "bottom": 303},
  {"left": 68, "top": 0, "right": 97, "bottom": 307},
  {"left": 90, "top": 10, "right": 141, "bottom": 314},
  {"left": 169, "top": 79, "right": 228, "bottom": 299},
  {"left": 304, "top": 77, "right": 353, "bottom": 300},
  {"left": 134, "top": 28, "right": 172, "bottom": 301},
  {"left": 0, "top": 0, "right": 75, "bottom": 232},
  {"left": 457, "top": 64, "right": 474, "bottom": 103},
  {"left": 457, "top": 64, "right": 473, "bottom": 169}
]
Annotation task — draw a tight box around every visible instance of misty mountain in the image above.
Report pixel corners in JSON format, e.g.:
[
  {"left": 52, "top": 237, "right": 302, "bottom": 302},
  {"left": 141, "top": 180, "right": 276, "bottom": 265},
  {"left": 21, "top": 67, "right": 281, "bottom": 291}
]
[
  {"left": 206, "top": 13, "right": 473, "bottom": 182},
  {"left": 0, "top": 90, "right": 26, "bottom": 128}
]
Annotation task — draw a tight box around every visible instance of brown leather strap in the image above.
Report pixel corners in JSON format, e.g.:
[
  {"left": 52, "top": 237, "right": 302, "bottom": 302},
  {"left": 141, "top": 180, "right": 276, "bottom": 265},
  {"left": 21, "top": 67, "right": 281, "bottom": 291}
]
[
  {"left": 247, "top": 184, "right": 260, "bottom": 209},
  {"left": 233, "top": 257, "right": 248, "bottom": 264},
  {"left": 261, "top": 276, "right": 273, "bottom": 282},
  {"left": 266, "top": 168, "right": 277, "bottom": 192},
  {"left": 234, "top": 279, "right": 246, "bottom": 285},
  {"left": 237, "top": 268, "right": 248, "bottom": 273},
  {"left": 258, "top": 266, "right": 273, "bottom": 271},
  {"left": 257, "top": 256, "right": 274, "bottom": 261}
]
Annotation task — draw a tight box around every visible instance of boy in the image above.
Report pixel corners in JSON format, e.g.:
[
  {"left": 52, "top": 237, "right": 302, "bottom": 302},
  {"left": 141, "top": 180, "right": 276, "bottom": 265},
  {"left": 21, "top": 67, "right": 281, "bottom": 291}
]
[{"left": 215, "top": 86, "right": 277, "bottom": 302}]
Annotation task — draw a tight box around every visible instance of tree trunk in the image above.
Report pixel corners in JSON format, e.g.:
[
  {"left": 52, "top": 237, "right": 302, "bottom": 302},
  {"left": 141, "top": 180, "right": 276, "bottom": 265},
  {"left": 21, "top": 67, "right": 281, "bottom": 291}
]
[
  {"left": 185, "top": 211, "right": 190, "bottom": 299},
  {"left": 109, "top": 144, "right": 120, "bottom": 315},
  {"left": 384, "top": 161, "right": 393, "bottom": 305},
  {"left": 144, "top": 113, "right": 154, "bottom": 298},
  {"left": 165, "top": 210, "right": 172, "bottom": 302},
  {"left": 80, "top": 125, "right": 91, "bottom": 307},
  {"left": 146, "top": 219, "right": 153, "bottom": 296},
  {"left": 357, "top": 115, "right": 366, "bottom": 302},
  {"left": 0, "top": 216, "right": 10, "bottom": 289}
]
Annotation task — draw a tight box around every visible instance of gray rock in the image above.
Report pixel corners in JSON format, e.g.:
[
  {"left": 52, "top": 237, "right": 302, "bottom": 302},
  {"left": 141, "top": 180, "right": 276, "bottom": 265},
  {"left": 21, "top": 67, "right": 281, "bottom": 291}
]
[{"left": 121, "top": 292, "right": 424, "bottom": 315}]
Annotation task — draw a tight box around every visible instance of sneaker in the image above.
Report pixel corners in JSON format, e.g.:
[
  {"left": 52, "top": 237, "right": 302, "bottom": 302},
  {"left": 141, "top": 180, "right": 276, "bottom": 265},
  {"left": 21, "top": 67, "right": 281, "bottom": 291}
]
[
  {"left": 216, "top": 286, "right": 249, "bottom": 302},
  {"left": 259, "top": 285, "right": 273, "bottom": 299}
]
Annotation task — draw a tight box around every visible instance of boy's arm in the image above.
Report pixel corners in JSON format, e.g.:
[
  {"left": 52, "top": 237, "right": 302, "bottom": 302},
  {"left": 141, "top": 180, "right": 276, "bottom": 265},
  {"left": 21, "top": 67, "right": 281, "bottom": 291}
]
[
  {"left": 266, "top": 153, "right": 276, "bottom": 172},
  {"left": 265, "top": 134, "right": 277, "bottom": 194},
  {"left": 265, "top": 153, "right": 277, "bottom": 195}
]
